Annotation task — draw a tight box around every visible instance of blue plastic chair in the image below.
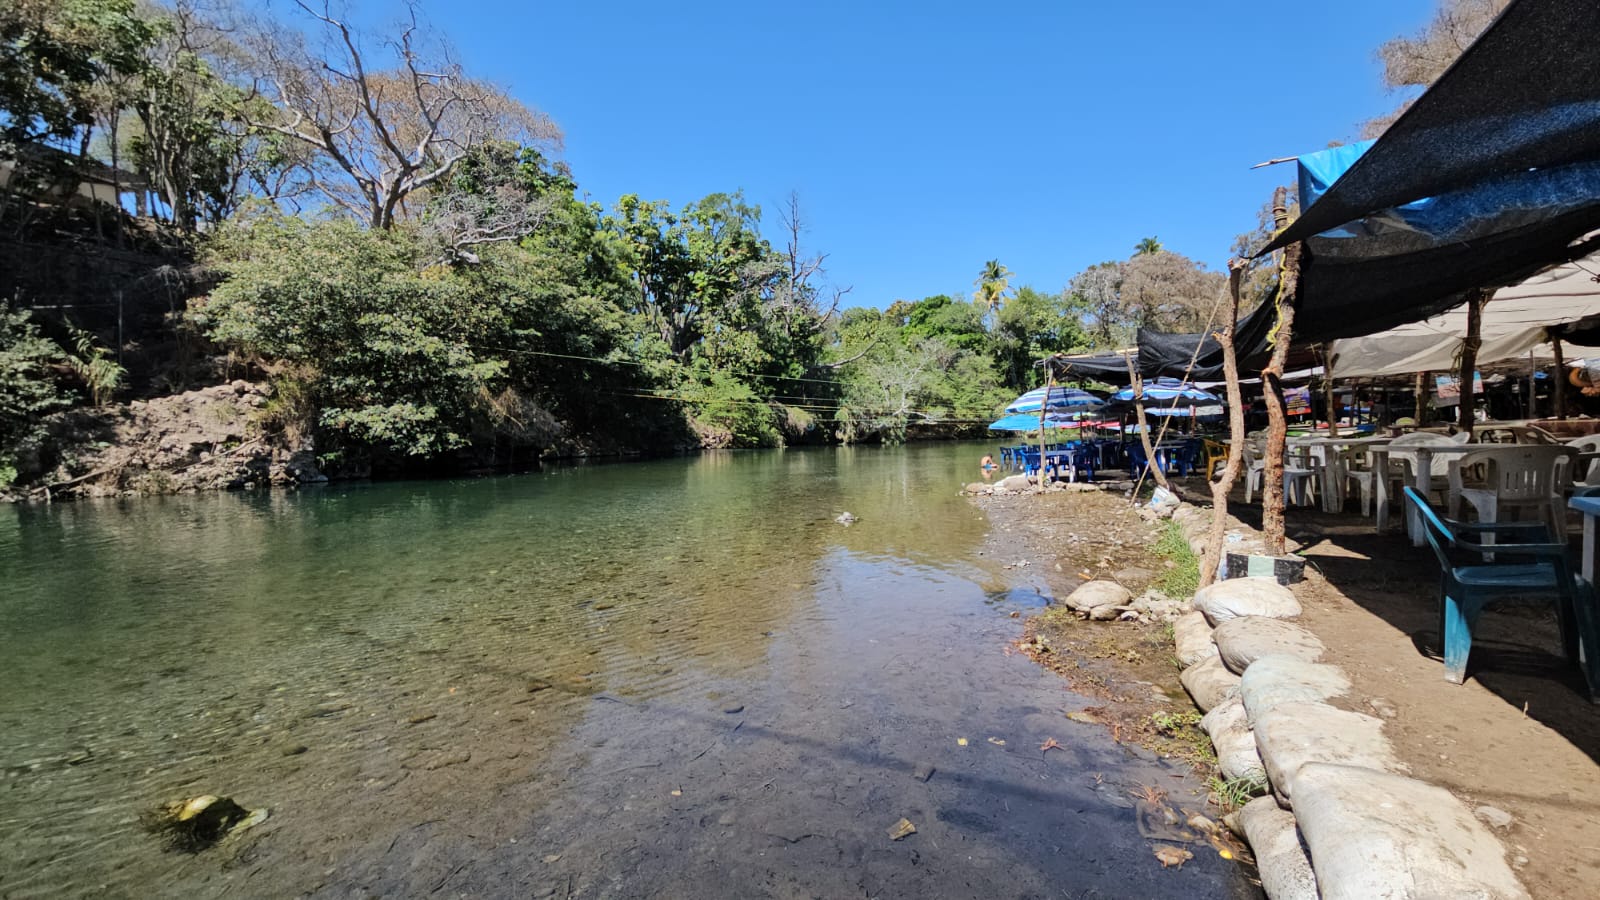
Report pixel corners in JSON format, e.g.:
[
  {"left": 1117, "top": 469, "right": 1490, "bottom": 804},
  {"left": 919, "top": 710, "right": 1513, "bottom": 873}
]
[{"left": 1404, "top": 486, "right": 1600, "bottom": 698}]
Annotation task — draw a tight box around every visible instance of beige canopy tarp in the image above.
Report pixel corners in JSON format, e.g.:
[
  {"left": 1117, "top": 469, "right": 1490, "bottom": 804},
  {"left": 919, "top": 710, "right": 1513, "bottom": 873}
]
[{"left": 1328, "top": 256, "right": 1600, "bottom": 380}]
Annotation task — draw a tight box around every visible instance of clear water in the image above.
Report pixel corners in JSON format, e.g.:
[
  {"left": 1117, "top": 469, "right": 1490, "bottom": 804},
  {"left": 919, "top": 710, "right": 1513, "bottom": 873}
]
[{"left": 0, "top": 443, "right": 1254, "bottom": 899}]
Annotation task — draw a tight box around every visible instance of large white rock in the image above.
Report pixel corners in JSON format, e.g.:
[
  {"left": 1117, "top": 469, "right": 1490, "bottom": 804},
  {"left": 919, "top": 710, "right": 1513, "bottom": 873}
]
[
  {"left": 996, "top": 474, "right": 1032, "bottom": 493},
  {"left": 1173, "top": 610, "right": 1217, "bottom": 668},
  {"left": 1253, "top": 701, "right": 1404, "bottom": 800},
  {"left": 1179, "top": 653, "right": 1241, "bottom": 713},
  {"left": 1292, "top": 764, "right": 1530, "bottom": 900},
  {"left": 1063, "top": 580, "right": 1131, "bottom": 615},
  {"left": 1200, "top": 696, "right": 1266, "bottom": 786},
  {"left": 1213, "top": 616, "right": 1325, "bottom": 674},
  {"left": 1194, "top": 577, "right": 1302, "bottom": 625},
  {"left": 1240, "top": 656, "right": 1352, "bottom": 724},
  {"left": 1238, "top": 796, "right": 1318, "bottom": 900}
]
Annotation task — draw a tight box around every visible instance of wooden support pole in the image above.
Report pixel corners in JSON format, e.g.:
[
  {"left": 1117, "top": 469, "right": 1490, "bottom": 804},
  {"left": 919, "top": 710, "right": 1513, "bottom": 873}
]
[
  {"left": 1035, "top": 361, "right": 1053, "bottom": 493},
  {"left": 1457, "top": 288, "right": 1487, "bottom": 433},
  {"left": 1199, "top": 260, "right": 1250, "bottom": 588},
  {"left": 1554, "top": 336, "right": 1568, "bottom": 420},
  {"left": 1321, "top": 345, "right": 1339, "bottom": 438},
  {"left": 1415, "top": 371, "right": 1428, "bottom": 423},
  {"left": 1126, "top": 352, "right": 1170, "bottom": 492},
  {"left": 1261, "top": 186, "right": 1301, "bottom": 557}
]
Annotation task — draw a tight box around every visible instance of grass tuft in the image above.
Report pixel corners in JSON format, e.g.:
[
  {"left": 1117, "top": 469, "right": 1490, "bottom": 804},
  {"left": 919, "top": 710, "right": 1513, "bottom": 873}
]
[{"left": 1152, "top": 520, "right": 1200, "bottom": 598}]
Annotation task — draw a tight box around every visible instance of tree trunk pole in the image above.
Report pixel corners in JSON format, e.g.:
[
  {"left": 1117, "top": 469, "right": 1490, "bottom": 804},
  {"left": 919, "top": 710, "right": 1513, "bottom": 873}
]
[
  {"left": 1322, "top": 345, "right": 1339, "bottom": 438},
  {"left": 1036, "top": 362, "right": 1054, "bottom": 493},
  {"left": 1199, "top": 260, "right": 1249, "bottom": 588},
  {"left": 1415, "top": 371, "right": 1429, "bottom": 423},
  {"left": 1554, "top": 336, "right": 1567, "bottom": 420},
  {"left": 1261, "top": 187, "right": 1301, "bottom": 557},
  {"left": 1126, "top": 352, "right": 1170, "bottom": 492},
  {"left": 1457, "top": 289, "right": 1487, "bottom": 434}
]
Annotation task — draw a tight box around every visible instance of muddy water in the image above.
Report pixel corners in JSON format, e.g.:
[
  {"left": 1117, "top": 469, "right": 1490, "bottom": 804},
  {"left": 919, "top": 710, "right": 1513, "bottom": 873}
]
[{"left": 0, "top": 443, "right": 1255, "bottom": 898}]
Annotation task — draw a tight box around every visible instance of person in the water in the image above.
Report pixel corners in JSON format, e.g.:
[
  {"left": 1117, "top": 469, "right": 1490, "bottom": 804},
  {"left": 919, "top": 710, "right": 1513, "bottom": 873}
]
[{"left": 980, "top": 454, "right": 997, "bottom": 479}]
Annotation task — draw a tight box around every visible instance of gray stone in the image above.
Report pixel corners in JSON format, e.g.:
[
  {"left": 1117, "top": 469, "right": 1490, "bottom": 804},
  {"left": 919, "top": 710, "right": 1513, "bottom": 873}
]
[
  {"left": 1179, "top": 654, "right": 1242, "bottom": 713},
  {"left": 1213, "top": 616, "right": 1326, "bottom": 674},
  {"left": 996, "top": 474, "right": 1033, "bottom": 493},
  {"left": 1292, "top": 764, "right": 1530, "bottom": 900},
  {"left": 1173, "top": 610, "right": 1217, "bottom": 668},
  {"left": 1475, "top": 805, "right": 1514, "bottom": 831},
  {"left": 1240, "top": 656, "right": 1352, "bottom": 724},
  {"left": 1238, "top": 796, "right": 1318, "bottom": 900},
  {"left": 1063, "top": 580, "right": 1132, "bottom": 614},
  {"left": 1194, "top": 578, "right": 1302, "bottom": 625},
  {"left": 1253, "top": 701, "right": 1404, "bottom": 800}
]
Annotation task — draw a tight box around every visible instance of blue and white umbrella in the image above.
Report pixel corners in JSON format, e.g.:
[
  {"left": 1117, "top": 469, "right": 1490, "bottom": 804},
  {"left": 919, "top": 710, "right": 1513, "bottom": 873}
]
[
  {"left": 1111, "top": 378, "right": 1220, "bottom": 416},
  {"left": 987, "top": 412, "right": 1083, "bottom": 432},
  {"left": 1003, "top": 386, "right": 1105, "bottom": 415}
]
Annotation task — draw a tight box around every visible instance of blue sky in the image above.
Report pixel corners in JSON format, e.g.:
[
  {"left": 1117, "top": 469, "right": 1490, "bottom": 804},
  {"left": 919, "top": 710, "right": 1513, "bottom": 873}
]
[{"left": 402, "top": 0, "right": 1432, "bottom": 307}]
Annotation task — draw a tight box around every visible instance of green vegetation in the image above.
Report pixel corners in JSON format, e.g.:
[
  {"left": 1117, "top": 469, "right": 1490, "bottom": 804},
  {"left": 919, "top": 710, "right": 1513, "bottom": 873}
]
[
  {"left": 1206, "top": 772, "right": 1268, "bottom": 811},
  {"left": 1153, "top": 521, "right": 1201, "bottom": 598}
]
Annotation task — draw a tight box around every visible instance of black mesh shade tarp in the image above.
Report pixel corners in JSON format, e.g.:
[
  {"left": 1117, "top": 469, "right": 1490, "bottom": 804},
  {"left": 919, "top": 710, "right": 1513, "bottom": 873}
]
[{"left": 1263, "top": 0, "right": 1600, "bottom": 253}]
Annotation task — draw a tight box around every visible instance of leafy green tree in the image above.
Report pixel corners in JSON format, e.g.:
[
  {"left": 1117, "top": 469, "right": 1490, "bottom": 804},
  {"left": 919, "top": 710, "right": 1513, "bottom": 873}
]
[
  {"left": 0, "top": 0, "right": 155, "bottom": 150},
  {"left": 991, "top": 285, "right": 1088, "bottom": 390},
  {"left": 198, "top": 212, "right": 511, "bottom": 456},
  {"left": 0, "top": 307, "right": 73, "bottom": 486},
  {"left": 1134, "top": 236, "right": 1163, "bottom": 256}
]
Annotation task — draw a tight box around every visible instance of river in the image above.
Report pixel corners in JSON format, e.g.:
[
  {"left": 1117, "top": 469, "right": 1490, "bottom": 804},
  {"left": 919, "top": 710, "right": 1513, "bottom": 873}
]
[{"left": 0, "top": 442, "right": 1256, "bottom": 898}]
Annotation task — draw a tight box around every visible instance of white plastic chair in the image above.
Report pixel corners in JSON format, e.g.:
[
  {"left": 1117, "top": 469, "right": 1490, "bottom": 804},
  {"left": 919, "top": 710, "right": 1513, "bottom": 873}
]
[
  {"left": 1447, "top": 445, "right": 1578, "bottom": 540},
  {"left": 1339, "top": 446, "right": 1379, "bottom": 517},
  {"left": 1566, "top": 435, "right": 1600, "bottom": 486},
  {"left": 1243, "top": 439, "right": 1321, "bottom": 506}
]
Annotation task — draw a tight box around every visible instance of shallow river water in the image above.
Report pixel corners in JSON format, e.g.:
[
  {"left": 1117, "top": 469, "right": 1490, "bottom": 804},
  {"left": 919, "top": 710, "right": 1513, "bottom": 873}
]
[{"left": 1, "top": 442, "right": 1256, "bottom": 899}]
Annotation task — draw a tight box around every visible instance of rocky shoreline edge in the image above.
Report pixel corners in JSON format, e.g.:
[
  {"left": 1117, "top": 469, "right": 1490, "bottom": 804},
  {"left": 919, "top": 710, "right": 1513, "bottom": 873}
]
[{"left": 968, "top": 474, "right": 1531, "bottom": 900}]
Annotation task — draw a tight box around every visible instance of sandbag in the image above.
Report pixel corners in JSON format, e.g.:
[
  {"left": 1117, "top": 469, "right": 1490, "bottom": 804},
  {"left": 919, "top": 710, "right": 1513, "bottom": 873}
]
[
  {"left": 1194, "top": 578, "right": 1301, "bottom": 625},
  {"left": 1178, "top": 654, "right": 1241, "bottom": 713},
  {"left": 1292, "top": 764, "right": 1530, "bottom": 900},
  {"left": 1240, "top": 656, "right": 1352, "bottom": 724},
  {"left": 1213, "top": 617, "right": 1325, "bottom": 674},
  {"left": 1253, "top": 701, "right": 1403, "bottom": 800},
  {"left": 1199, "top": 696, "right": 1266, "bottom": 786},
  {"left": 1173, "top": 610, "right": 1217, "bottom": 668},
  {"left": 1063, "top": 580, "right": 1131, "bottom": 615},
  {"left": 1238, "top": 796, "right": 1318, "bottom": 900}
]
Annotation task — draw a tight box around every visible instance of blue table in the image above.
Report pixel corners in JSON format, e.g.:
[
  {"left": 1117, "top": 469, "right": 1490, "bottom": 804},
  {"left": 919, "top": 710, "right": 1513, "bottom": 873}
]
[{"left": 1570, "top": 495, "right": 1600, "bottom": 582}]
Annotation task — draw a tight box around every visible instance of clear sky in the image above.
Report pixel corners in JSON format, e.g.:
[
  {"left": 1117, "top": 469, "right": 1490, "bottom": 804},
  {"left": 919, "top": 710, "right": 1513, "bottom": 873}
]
[{"left": 394, "top": 0, "right": 1434, "bottom": 307}]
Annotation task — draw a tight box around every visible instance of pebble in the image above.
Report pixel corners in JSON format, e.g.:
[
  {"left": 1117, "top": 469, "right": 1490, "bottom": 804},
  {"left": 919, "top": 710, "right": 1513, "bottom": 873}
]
[
  {"left": 722, "top": 704, "right": 745, "bottom": 715},
  {"left": 281, "top": 744, "right": 309, "bottom": 756},
  {"left": 1474, "top": 804, "right": 1514, "bottom": 830},
  {"left": 912, "top": 763, "right": 936, "bottom": 782}
]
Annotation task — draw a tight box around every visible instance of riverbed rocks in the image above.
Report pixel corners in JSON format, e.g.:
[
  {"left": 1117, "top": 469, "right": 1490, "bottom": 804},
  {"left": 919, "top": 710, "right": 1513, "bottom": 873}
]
[
  {"left": 1212, "top": 617, "right": 1325, "bottom": 674},
  {"left": 1061, "top": 580, "right": 1131, "bottom": 620},
  {"left": 994, "top": 474, "right": 1034, "bottom": 493},
  {"left": 1193, "top": 578, "right": 1302, "bottom": 624},
  {"left": 143, "top": 795, "right": 259, "bottom": 851}
]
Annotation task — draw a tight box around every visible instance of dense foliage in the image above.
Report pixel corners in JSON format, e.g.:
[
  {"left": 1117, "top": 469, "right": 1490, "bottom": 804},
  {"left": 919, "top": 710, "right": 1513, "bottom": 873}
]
[{"left": 3, "top": 0, "right": 1483, "bottom": 483}]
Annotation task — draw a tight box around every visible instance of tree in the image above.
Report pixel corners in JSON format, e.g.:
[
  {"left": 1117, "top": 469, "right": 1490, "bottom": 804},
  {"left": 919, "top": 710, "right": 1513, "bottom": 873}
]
[
  {"left": 0, "top": 0, "right": 155, "bottom": 151},
  {"left": 241, "top": 1, "right": 559, "bottom": 229},
  {"left": 1364, "top": 0, "right": 1509, "bottom": 137},
  {"left": 1134, "top": 236, "right": 1163, "bottom": 256},
  {"left": 1119, "top": 250, "right": 1226, "bottom": 334},
  {"left": 0, "top": 306, "right": 73, "bottom": 486},
  {"left": 1068, "top": 261, "right": 1127, "bottom": 349},
  {"left": 972, "top": 259, "right": 1012, "bottom": 315},
  {"left": 991, "top": 285, "right": 1087, "bottom": 391}
]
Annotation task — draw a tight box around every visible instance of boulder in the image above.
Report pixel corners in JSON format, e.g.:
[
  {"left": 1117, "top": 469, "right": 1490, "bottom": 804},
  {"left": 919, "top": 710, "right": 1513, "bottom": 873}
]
[
  {"left": 1213, "top": 617, "right": 1326, "bottom": 674},
  {"left": 963, "top": 482, "right": 992, "bottom": 495},
  {"left": 1292, "top": 764, "right": 1530, "bottom": 900},
  {"left": 1239, "top": 656, "right": 1352, "bottom": 724},
  {"left": 1063, "top": 580, "right": 1131, "bottom": 615},
  {"left": 1173, "top": 610, "right": 1217, "bottom": 668},
  {"left": 1238, "top": 796, "right": 1319, "bottom": 900},
  {"left": 1179, "top": 654, "right": 1241, "bottom": 713},
  {"left": 1200, "top": 696, "right": 1267, "bottom": 786},
  {"left": 1252, "top": 701, "right": 1404, "bottom": 800},
  {"left": 1194, "top": 578, "right": 1302, "bottom": 625},
  {"left": 996, "top": 474, "right": 1033, "bottom": 493}
]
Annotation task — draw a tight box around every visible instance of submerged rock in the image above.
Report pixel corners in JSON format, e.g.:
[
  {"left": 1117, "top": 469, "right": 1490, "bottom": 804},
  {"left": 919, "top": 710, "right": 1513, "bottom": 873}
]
[{"left": 142, "top": 795, "right": 257, "bottom": 852}]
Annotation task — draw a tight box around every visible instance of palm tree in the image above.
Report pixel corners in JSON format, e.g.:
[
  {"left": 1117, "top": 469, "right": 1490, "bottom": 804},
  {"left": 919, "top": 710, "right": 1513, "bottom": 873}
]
[
  {"left": 973, "top": 259, "right": 1013, "bottom": 315},
  {"left": 1134, "top": 236, "right": 1163, "bottom": 256}
]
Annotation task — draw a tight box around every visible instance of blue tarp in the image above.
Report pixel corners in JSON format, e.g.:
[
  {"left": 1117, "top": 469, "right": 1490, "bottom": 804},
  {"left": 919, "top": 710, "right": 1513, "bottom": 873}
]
[{"left": 987, "top": 413, "right": 1078, "bottom": 432}]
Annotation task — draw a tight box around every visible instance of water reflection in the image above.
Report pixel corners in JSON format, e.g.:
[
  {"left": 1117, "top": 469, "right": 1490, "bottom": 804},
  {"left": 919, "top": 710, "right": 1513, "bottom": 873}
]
[{"left": 0, "top": 442, "right": 994, "bottom": 897}]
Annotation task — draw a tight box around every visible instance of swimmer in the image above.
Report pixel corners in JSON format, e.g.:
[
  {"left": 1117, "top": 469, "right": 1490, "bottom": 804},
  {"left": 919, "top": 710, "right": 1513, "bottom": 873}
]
[{"left": 980, "top": 454, "right": 997, "bottom": 480}]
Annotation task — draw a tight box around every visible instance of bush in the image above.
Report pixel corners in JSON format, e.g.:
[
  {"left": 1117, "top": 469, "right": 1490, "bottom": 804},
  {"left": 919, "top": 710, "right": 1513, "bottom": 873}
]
[{"left": 0, "top": 307, "right": 73, "bottom": 484}]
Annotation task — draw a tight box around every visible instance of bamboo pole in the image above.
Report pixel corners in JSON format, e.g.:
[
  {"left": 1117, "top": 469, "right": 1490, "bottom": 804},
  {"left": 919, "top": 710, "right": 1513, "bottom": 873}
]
[
  {"left": 1199, "top": 260, "right": 1250, "bottom": 588},
  {"left": 1261, "top": 186, "right": 1301, "bottom": 556}
]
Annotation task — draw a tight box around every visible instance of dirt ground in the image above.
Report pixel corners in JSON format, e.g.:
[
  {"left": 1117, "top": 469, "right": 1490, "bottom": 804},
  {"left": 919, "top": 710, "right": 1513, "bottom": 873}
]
[{"left": 976, "top": 480, "right": 1600, "bottom": 899}]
